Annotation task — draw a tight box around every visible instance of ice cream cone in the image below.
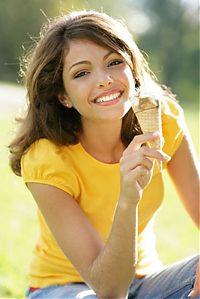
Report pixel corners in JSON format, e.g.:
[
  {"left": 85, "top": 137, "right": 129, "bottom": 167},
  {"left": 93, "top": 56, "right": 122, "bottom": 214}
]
[{"left": 129, "top": 95, "right": 162, "bottom": 170}]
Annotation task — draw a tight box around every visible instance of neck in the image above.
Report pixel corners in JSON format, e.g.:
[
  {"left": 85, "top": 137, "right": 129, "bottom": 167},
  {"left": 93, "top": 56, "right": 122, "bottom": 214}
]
[{"left": 79, "top": 119, "right": 124, "bottom": 163}]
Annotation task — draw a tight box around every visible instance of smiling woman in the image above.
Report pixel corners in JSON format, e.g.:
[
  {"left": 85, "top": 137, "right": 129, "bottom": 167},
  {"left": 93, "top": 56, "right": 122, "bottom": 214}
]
[
  {"left": 8, "top": 10, "right": 199, "bottom": 299},
  {"left": 59, "top": 39, "right": 135, "bottom": 122}
]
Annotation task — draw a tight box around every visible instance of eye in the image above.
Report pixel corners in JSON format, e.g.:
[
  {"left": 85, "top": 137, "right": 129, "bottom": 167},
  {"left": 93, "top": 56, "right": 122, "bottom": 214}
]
[
  {"left": 74, "top": 71, "right": 90, "bottom": 79},
  {"left": 108, "top": 59, "right": 123, "bottom": 67}
]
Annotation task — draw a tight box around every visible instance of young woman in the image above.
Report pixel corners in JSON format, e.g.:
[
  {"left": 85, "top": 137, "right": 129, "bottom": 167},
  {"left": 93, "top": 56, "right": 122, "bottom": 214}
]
[{"left": 9, "top": 10, "right": 199, "bottom": 299}]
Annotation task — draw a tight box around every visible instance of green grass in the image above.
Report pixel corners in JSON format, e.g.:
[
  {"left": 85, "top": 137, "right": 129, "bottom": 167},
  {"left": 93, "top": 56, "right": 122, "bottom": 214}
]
[
  {"left": 0, "top": 98, "right": 199, "bottom": 298},
  {"left": 0, "top": 118, "right": 38, "bottom": 298},
  {"left": 155, "top": 107, "right": 199, "bottom": 264}
]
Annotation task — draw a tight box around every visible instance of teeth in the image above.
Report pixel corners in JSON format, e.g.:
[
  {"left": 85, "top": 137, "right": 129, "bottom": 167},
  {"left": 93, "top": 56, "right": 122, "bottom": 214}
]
[{"left": 95, "top": 92, "right": 120, "bottom": 103}]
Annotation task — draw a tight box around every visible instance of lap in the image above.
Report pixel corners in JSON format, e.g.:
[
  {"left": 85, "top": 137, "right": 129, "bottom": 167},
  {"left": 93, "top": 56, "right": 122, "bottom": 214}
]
[
  {"left": 128, "top": 255, "right": 199, "bottom": 299},
  {"left": 26, "top": 283, "right": 98, "bottom": 299},
  {"left": 26, "top": 255, "right": 199, "bottom": 299}
]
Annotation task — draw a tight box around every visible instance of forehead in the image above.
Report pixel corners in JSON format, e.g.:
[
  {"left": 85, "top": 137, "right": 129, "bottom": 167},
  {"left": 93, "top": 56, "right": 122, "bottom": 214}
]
[
  {"left": 67, "top": 38, "right": 111, "bottom": 55},
  {"left": 63, "top": 39, "right": 117, "bottom": 64}
]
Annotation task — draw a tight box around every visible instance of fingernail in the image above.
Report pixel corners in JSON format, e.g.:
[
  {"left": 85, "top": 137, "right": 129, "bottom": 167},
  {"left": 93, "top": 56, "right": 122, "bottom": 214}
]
[
  {"left": 188, "top": 290, "right": 196, "bottom": 297},
  {"left": 163, "top": 154, "right": 171, "bottom": 161},
  {"left": 152, "top": 131, "right": 160, "bottom": 136}
]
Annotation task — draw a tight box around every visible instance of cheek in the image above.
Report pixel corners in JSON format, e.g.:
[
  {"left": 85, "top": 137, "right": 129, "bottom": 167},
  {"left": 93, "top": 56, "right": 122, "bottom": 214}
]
[
  {"left": 67, "top": 84, "right": 89, "bottom": 111},
  {"left": 66, "top": 83, "right": 84, "bottom": 101},
  {"left": 63, "top": 72, "right": 85, "bottom": 96},
  {"left": 70, "top": 77, "right": 90, "bottom": 94}
]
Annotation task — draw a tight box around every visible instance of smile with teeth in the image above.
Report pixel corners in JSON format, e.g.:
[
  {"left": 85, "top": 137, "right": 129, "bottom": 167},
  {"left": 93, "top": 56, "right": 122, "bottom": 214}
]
[{"left": 94, "top": 92, "right": 121, "bottom": 103}]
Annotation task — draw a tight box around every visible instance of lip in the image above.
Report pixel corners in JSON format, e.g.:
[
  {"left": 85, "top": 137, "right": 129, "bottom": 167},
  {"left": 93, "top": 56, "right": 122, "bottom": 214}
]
[
  {"left": 92, "top": 90, "right": 123, "bottom": 103},
  {"left": 95, "top": 96, "right": 122, "bottom": 106}
]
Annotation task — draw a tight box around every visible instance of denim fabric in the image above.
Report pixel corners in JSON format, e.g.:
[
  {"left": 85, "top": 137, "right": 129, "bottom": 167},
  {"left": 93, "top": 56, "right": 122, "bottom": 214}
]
[
  {"left": 26, "top": 255, "right": 199, "bottom": 299},
  {"left": 26, "top": 283, "right": 97, "bottom": 299},
  {"left": 128, "top": 255, "right": 199, "bottom": 299}
]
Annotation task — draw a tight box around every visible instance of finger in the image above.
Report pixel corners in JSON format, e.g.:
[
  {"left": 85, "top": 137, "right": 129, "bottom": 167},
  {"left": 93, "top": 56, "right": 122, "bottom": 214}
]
[
  {"left": 130, "top": 165, "right": 152, "bottom": 190},
  {"left": 137, "top": 171, "right": 153, "bottom": 190},
  {"left": 141, "top": 146, "right": 170, "bottom": 162},
  {"left": 123, "top": 165, "right": 149, "bottom": 184},
  {"left": 188, "top": 260, "right": 200, "bottom": 297},
  {"left": 120, "top": 154, "right": 154, "bottom": 173},
  {"left": 188, "top": 289, "right": 200, "bottom": 297},
  {"left": 125, "top": 132, "right": 161, "bottom": 153}
]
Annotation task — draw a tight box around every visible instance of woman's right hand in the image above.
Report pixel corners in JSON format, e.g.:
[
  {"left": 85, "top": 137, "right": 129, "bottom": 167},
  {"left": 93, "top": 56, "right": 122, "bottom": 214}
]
[{"left": 119, "top": 132, "right": 170, "bottom": 203}]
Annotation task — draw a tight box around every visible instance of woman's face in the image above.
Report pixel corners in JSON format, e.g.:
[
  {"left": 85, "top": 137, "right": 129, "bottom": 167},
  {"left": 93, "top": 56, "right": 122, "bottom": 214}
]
[{"left": 61, "top": 39, "right": 136, "bottom": 123}]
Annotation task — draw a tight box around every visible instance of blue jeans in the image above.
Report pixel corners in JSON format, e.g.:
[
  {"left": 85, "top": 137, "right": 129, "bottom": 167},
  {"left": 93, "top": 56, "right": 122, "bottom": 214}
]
[{"left": 26, "top": 255, "right": 199, "bottom": 299}]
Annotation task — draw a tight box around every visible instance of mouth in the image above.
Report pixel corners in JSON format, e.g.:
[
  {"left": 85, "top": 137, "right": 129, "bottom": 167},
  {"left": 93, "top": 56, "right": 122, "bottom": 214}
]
[{"left": 93, "top": 91, "right": 123, "bottom": 106}]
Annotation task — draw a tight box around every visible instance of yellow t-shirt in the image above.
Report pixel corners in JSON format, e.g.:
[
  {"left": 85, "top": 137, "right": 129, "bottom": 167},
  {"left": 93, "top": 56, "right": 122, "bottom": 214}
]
[{"left": 21, "top": 98, "right": 185, "bottom": 288}]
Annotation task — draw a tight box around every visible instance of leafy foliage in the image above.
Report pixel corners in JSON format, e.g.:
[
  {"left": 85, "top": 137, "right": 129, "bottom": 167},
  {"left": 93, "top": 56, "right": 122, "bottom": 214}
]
[{"left": 0, "top": 0, "right": 198, "bottom": 107}]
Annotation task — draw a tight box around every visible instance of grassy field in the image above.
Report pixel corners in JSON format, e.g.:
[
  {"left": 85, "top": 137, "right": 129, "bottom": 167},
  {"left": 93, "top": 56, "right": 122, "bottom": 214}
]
[{"left": 0, "top": 83, "right": 199, "bottom": 298}]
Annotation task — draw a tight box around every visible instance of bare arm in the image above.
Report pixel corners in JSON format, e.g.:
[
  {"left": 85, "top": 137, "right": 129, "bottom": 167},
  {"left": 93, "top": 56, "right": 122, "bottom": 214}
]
[
  {"left": 28, "top": 133, "right": 169, "bottom": 298},
  {"left": 167, "top": 126, "right": 200, "bottom": 228}
]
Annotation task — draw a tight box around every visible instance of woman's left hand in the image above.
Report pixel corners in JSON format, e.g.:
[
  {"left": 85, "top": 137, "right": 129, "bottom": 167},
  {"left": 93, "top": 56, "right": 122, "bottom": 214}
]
[{"left": 188, "top": 259, "right": 200, "bottom": 297}]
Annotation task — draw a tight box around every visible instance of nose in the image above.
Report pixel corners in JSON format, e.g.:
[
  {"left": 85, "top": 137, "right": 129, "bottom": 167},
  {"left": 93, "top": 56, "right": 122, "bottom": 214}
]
[{"left": 96, "top": 72, "right": 114, "bottom": 88}]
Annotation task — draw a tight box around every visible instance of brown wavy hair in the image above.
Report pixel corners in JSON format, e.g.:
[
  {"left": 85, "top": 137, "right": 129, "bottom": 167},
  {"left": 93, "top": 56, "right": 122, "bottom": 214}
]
[{"left": 9, "top": 10, "right": 163, "bottom": 176}]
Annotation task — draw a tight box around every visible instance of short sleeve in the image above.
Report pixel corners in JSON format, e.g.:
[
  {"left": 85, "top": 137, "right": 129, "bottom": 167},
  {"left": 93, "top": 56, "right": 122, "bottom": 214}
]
[
  {"left": 162, "top": 98, "right": 185, "bottom": 160},
  {"left": 21, "top": 139, "right": 80, "bottom": 199}
]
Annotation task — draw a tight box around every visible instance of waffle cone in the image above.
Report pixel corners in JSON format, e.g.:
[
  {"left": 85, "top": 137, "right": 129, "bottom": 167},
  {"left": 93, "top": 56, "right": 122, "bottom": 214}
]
[{"left": 130, "top": 96, "right": 162, "bottom": 170}]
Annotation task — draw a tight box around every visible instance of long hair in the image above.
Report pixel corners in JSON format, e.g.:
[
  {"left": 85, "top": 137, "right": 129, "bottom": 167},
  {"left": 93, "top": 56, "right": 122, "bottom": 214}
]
[{"left": 9, "top": 10, "right": 166, "bottom": 176}]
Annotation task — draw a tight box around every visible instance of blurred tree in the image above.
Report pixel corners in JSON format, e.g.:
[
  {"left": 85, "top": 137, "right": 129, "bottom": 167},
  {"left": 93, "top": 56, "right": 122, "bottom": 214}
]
[
  {"left": 0, "top": 0, "right": 94, "bottom": 80},
  {"left": 0, "top": 0, "right": 56, "bottom": 82},
  {"left": 0, "top": 0, "right": 114, "bottom": 82},
  {"left": 0, "top": 0, "right": 198, "bottom": 107},
  {"left": 132, "top": 0, "right": 199, "bottom": 107}
]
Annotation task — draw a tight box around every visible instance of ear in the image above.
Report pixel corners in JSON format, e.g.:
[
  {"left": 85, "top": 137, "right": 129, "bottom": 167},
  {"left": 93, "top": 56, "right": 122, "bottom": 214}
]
[{"left": 58, "top": 93, "right": 73, "bottom": 108}]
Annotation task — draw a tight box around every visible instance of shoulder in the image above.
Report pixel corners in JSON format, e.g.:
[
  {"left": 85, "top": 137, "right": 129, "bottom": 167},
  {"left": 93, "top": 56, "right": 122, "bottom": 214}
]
[
  {"left": 21, "top": 138, "right": 80, "bottom": 197},
  {"left": 161, "top": 97, "right": 184, "bottom": 120},
  {"left": 161, "top": 97, "right": 186, "bottom": 160},
  {"left": 23, "top": 138, "right": 59, "bottom": 156},
  {"left": 22, "top": 138, "right": 68, "bottom": 168}
]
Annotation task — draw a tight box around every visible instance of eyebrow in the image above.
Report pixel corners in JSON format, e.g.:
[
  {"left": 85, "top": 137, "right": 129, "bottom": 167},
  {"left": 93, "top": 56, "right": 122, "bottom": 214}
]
[{"left": 68, "top": 50, "right": 114, "bottom": 71}]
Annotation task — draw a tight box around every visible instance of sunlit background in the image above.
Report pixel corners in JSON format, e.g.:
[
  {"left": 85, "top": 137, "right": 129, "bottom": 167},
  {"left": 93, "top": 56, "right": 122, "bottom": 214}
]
[
  {"left": 0, "top": 0, "right": 199, "bottom": 107},
  {"left": 0, "top": 0, "right": 199, "bottom": 297}
]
